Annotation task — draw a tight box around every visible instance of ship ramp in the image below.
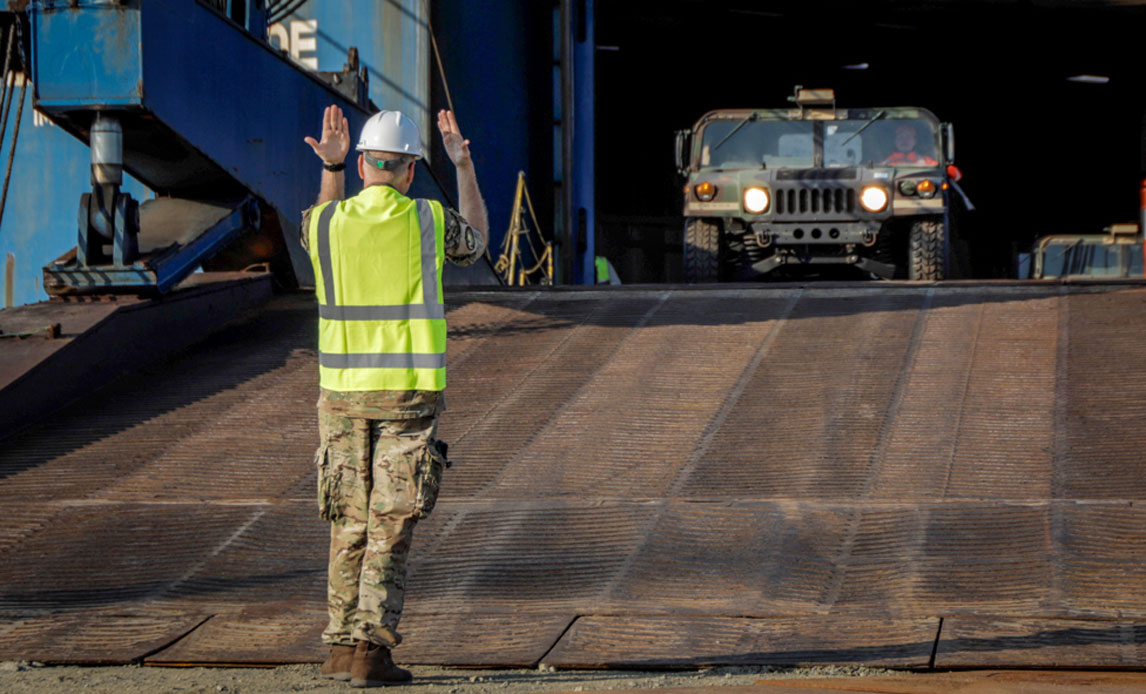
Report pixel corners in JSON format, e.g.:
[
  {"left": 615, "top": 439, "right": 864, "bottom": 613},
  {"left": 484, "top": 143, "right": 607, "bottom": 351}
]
[{"left": 1, "top": 282, "right": 1144, "bottom": 669}]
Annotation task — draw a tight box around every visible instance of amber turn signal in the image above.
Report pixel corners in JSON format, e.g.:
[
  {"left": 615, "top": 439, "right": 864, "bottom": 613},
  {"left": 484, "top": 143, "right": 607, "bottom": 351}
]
[{"left": 694, "top": 181, "right": 717, "bottom": 201}]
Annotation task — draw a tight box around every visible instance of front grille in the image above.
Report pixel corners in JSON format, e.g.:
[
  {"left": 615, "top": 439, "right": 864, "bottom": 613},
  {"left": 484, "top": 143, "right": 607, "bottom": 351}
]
[{"left": 774, "top": 187, "right": 856, "bottom": 215}]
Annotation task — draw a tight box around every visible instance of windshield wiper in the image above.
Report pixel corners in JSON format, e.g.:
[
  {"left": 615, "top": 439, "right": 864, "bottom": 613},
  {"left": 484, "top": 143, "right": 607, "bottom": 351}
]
[
  {"left": 712, "top": 112, "right": 758, "bottom": 152},
  {"left": 1053, "top": 238, "right": 1083, "bottom": 259},
  {"left": 841, "top": 110, "right": 885, "bottom": 147}
]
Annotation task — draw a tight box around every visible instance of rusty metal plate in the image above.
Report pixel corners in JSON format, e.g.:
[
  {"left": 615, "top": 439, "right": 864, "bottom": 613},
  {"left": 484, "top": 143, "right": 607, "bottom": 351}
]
[
  {"left": 146, "top": 608, "right": 574, "bottom": 667},
  {"left": 0, "top": 611, "right": 208, "bottom": 663},
  {"left": 441, "top": 293, "right": 684, "bottom": 499},
  {"left": 405, "top": 500, "right": 658, "bottom": 615},
  {"left": 0, "top": 505, "right": 57, "bottom": 559},
  {"left": 0, "top": 275, "right": 272, "bottom": 439},
  {"left": 1058, "top": 505, "right": 1146, "bottom": 615},
  {"left": 142, "top": 501, "right": 327, "bottom": 613},
  {"left": 0, "top": 297, "right": 310, "bottom": 502},
  {"left": 678, "top": 288, "right": 1061, "bottom": 501},
  {"left": 604, "top": 500, "right": 853, "bottom": 614},
  {"left": 0, "top": 504, "right": 256, "bottom": 614},
  {"left": 446, "top": 293, "right": 800, "bottom": 501},
  {"left": 434, "top": 499, "right": 1143, "bottom": 621},
  {"left": 1061, "top": 288, "right": 1146, "bottom": 500},
  {"left": 399, "top": 613, "right": 575, "bottom": 667},
  {"left": 935, "top": 617, "right": 1146, "bottom": 668},
  {"left": 543, "top": 616, "right": 937, "bottom": 669},
  {"left": 145, "top": 610, "right": 326, "bottom": 665}
]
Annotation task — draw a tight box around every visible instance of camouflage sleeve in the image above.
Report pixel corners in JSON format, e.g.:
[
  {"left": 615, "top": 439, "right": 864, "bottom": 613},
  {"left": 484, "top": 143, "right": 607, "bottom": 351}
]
[
  {"left": 299, "top": 207, "right": 314, "bottom": 252},
  {"left": 442, "top": 207, "right": 486, "bottom": 267}
]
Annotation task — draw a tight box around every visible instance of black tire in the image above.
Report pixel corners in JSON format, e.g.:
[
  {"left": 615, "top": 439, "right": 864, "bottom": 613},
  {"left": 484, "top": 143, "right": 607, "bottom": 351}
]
[
  {"left": 684, "top": 218, "right": 721, "bottom": 283},
  {"left": 908, "top": 219, "right": 947, "bottom": 280}
]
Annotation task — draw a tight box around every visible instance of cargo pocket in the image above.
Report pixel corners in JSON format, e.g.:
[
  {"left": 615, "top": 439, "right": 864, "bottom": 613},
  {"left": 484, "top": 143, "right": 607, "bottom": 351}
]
[
  {"left": 412, "top": 439, "right": 450, "bottom": 520},
  {"left": 315, "top": 445, "right": 339, "bottom": 522}
]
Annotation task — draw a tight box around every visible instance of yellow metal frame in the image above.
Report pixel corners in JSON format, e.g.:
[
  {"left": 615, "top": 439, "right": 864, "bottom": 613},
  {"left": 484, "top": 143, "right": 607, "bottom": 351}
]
[{"left": 495, "top": 171, "right": 553, "bottom": 286}]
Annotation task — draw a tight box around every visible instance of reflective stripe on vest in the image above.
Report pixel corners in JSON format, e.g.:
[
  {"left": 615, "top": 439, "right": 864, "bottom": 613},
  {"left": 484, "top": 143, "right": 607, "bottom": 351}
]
[
  {"left": 319, "top": 352, "right": 447, "bottom": 369},
  {"left": 309, "top": 188, "right": 446, "bottom": 392}
]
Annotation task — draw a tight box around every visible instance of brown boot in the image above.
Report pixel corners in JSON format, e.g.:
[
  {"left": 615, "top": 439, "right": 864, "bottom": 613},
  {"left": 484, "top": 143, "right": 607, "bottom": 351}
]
[
  {"left": 319, "top": 644, "right": 355, "bottom": 681},
  {"left": 350, "top": 640, "right": 412, "bottom": 688}
]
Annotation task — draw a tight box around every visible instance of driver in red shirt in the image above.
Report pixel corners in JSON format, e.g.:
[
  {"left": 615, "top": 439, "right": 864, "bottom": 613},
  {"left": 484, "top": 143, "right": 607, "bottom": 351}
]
[{"left": 882, "top": 124, "right": 938, "bottom": 166}]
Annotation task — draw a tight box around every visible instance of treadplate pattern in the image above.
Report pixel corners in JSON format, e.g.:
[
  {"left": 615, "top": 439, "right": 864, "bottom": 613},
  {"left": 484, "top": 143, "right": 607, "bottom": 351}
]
[{"left": 1, "top": 285, "right": 1145, "bottom": 666}]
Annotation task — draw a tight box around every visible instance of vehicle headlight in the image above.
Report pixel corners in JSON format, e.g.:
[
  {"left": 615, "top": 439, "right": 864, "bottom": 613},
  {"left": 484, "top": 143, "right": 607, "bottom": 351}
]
[
  {"left": 859, "top": 186, "right": 889, "bottom": 212},
  {"left": 743, "top": 187, "right": 770, "bottom": 214},
  {"left": 898, "top": 180, "right": 917, "bottom": 196}
]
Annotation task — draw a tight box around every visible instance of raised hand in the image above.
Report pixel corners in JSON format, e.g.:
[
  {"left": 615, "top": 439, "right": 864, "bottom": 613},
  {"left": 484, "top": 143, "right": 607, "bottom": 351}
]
[
  {"left": 437, "top": 109, "right": 472, "bottom": 168},
  {"left": 304, "top": 105, "right": 351, "bottom": 166}
]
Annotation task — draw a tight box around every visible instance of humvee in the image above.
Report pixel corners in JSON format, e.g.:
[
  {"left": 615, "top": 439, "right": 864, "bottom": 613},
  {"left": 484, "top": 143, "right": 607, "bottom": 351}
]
[
  {"left": 675, "top": 87, "right": 963, "bottom": 282},
  {"left": 1026, "top": 223, "right": 1144, "bottom": 279}
]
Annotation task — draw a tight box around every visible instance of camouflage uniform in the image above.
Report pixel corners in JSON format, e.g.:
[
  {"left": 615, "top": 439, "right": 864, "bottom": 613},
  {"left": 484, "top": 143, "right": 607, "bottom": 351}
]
[
  {"left": 303, "top": 194, "right": 484, "bottom": 648},
  {"left": 315, "top": 393, "right": 445, "bottom": 647}
]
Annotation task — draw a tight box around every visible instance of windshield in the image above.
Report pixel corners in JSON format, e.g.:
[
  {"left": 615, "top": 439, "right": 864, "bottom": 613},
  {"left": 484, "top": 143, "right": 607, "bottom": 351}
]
[
  {"left": 699, "top": 121, "right": 814, "bottom": 169},
  {"left": 826, "top": 118, "right": 939, "bottom": 167},
  {"left": 698, "top": 117, "right": 939, "bottom": 170},
  {"left": 1041, "top": 240, "right": 1145, "bottom": 279}
]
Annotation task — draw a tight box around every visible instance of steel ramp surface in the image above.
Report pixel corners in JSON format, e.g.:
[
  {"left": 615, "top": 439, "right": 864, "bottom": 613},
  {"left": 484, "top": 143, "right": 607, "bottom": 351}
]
[
  {"left": 1, "top": 284, "right": 1145, "bottom": 667},
  {"left": 0, "top": 272, "right": 273, "bottom": 438}
]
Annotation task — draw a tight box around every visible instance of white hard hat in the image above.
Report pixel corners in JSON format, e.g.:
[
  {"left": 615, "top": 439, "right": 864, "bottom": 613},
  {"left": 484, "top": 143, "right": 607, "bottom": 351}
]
[{"left": 356, "top": 110, "right": 423, "bottom": 159}]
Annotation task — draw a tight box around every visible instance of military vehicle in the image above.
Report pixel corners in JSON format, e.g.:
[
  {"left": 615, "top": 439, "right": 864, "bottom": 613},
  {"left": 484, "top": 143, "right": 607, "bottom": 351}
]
[
  {"left": 1026, "top": 223, "right": 1144, "bottom": 279},
  {"left": 675, "top": 87, "right": 966, "bottom": 282}
]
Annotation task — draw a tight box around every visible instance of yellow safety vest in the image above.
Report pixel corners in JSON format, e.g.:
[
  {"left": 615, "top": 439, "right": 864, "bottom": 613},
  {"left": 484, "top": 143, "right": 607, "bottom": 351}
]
[{"left": 307, "top": 185, "right": 446, "bottom": 392}]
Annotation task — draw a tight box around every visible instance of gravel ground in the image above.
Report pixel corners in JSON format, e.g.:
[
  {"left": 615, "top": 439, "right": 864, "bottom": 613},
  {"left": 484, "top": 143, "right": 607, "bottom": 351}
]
[{"left": 0, "top": 661, "right": 902, "bottom": 693}]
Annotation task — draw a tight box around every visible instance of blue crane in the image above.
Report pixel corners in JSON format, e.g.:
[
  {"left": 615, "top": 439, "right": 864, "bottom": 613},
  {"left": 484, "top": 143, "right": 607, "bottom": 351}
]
[{"left": 27, "top": 0, "right": 377, "bottom": 294}]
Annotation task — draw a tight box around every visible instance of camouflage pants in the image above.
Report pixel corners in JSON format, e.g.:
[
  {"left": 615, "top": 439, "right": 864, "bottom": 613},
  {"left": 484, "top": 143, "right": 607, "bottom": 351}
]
[{"left": 315, "top": 410, "right": 446, "bottom": 647}]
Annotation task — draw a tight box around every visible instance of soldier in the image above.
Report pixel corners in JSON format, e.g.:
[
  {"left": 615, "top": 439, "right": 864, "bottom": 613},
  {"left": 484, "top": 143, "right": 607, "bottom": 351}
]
[
  {"left": 882, "top": 123, "right": 938, "bottom": 166},
  {"left": 301, "top": 105, "right": 487, "bottom": 688}
]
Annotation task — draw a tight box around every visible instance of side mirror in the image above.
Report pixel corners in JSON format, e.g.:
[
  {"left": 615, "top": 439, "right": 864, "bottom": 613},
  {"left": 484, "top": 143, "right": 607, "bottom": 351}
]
[
  {"left": 944, "top": 123, "right": 955, "bottom": 163},
  {"left": 674, "top": 129, "right": 692, "bottom": 175}
]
